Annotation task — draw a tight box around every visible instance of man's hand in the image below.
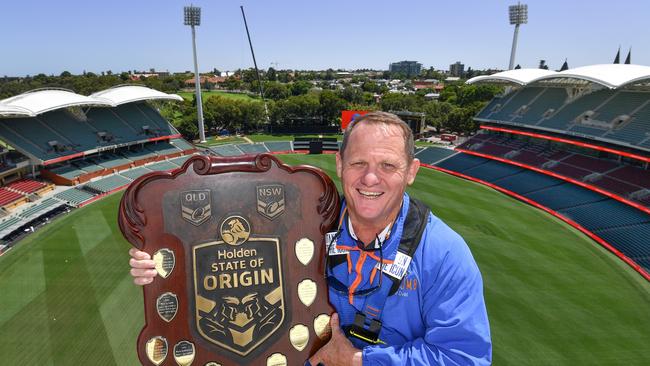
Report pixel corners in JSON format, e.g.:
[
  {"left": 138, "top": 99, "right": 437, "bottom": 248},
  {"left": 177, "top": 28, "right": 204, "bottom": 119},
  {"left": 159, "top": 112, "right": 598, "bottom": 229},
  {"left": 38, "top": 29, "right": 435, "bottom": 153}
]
[
  {"left": 128, "top": 248, "right": 157, "bottom": 285},
  {"left": 308, "top": 313, "right": 362, "bottom": 366}
]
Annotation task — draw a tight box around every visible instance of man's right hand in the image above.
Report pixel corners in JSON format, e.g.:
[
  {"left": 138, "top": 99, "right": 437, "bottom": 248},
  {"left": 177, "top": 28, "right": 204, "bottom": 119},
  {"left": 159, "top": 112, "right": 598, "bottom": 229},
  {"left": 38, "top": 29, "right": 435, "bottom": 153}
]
[{"left": 128, "top": 248, "right": 158, "bottom": 285}]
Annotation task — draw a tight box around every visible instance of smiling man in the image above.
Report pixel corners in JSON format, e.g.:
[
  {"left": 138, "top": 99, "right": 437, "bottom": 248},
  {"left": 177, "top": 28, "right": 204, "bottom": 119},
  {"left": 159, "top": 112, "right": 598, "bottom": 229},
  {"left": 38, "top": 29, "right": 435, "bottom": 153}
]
[
  {"left": 129, "top": 111, "right": 491, "bottom": 365},
  {"left": 306, "top": 111, "right": 491, "bottom": 365}
]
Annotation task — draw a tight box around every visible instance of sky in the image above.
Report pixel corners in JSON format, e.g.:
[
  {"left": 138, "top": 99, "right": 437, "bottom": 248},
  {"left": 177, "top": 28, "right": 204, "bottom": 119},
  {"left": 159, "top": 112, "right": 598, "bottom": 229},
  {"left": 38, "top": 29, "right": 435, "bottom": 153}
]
[{"left": 1, "top": 0, "right": 649, "bottom": 76}]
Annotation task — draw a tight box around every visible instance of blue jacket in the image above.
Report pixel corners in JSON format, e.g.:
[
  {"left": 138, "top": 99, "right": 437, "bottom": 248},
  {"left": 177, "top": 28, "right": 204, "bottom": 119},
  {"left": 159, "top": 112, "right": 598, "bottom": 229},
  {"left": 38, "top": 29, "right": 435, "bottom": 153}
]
[{"left": 327, "top": 194, "right": 492, "bottom": 365}]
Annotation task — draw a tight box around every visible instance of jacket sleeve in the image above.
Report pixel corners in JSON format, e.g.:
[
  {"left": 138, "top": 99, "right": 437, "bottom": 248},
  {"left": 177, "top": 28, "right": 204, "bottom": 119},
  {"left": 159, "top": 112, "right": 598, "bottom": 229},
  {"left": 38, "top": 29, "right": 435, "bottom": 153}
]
[{"left": 361, "top": 218, "right": 492, "bottom": 365}]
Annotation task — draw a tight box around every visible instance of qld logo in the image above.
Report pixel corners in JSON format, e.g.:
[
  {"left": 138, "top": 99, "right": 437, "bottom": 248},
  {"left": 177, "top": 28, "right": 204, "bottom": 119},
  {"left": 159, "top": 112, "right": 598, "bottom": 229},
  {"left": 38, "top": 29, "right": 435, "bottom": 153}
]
[
  {"left": 256, "top": 184, "right": 285, "bottom": 220},
  {"left": 181, "top": 190, "right": 211, "bottom": 226}
]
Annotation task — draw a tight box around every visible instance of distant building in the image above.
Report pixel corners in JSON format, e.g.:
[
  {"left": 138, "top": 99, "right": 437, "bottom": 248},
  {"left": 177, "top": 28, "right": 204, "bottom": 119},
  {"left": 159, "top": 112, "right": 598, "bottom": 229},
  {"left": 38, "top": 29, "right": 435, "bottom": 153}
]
[
  {"left": 449, "top": 61, "right": 465, "bottom": 77},
  {"left": 389, "top": 61, "right": 422, "bottom": 77}
]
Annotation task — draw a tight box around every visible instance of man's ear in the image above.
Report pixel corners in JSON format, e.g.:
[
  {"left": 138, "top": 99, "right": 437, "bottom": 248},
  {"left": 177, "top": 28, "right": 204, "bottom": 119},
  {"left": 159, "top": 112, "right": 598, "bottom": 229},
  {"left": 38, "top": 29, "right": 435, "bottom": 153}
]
[
  {"left": 406, "top": 158, "right": 420, "bottom": 185},
  {"left": 335, "top": 152, "right": 343, "bottom": 178}
]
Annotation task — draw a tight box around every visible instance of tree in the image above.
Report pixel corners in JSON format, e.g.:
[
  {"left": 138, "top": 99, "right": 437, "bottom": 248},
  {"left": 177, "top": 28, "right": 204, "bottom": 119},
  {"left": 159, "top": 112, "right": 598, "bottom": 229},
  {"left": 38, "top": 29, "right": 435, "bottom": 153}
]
[
  {"left": 379, "top": 93, "right": 423, "bottom": 112},
  {"left": 263, "top": 82, "right": 289, "bottom": 100},
  {"left": 290, "top": 80, "right": 312, "bottom": 96},
  {"left": 422, "top": 101, "right": 453, "bottom": 132},
  {"left": 319, "top": 90, "right": 347, "bottom": 125},
  {"left": 339, "top": 86, "right": 363, "bottom": 104},
  {"left": 266, "top": 67, "right": 277, "bottom": 81}
]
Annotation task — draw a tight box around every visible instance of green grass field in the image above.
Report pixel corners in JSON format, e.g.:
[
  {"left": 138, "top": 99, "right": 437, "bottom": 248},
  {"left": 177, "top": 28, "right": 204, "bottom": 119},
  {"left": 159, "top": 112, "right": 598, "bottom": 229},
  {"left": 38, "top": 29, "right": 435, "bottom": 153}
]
[
  {"left": 177, "top": 90, "right": 255, "bottom": 101},
  {"left": 1, "top": 154, "right": 649, "bottom": 365}
]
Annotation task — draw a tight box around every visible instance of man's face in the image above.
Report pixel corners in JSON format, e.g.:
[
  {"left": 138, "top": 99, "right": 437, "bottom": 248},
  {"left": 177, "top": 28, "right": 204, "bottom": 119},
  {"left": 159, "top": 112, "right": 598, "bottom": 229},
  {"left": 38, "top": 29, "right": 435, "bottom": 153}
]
[{"left": 336, "top": 123, "right": 420, "bottom": 231}]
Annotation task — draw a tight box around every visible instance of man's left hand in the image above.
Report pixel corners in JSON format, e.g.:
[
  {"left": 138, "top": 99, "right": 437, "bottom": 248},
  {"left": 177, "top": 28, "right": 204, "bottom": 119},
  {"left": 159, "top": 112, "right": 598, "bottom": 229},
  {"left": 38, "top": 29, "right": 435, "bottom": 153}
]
[{"left": 308, "top": 313, "right": 362, "bottom": 366}]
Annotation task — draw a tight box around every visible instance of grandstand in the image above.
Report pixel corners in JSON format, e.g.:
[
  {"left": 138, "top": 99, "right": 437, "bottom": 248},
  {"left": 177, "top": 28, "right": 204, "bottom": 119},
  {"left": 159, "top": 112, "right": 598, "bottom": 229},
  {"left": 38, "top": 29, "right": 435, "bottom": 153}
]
[
  {"left": 434, "top": 152, "right": 650, "bottom": 276},
  {"left": 0, "top": 85, "right": 196, "bottom": 247},
  {"left": 428, "top": 64, "right": 650, "bottom": 280}
]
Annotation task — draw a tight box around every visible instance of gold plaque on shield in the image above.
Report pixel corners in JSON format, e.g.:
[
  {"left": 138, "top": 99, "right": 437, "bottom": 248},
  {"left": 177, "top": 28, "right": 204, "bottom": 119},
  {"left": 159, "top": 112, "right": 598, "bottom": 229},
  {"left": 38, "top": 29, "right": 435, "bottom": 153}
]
[
  {"left": 289, "top": 324, "right": 309, "bottom": 351},
  {"left": 156, "top": 292, "right": 179, "bottom": 323},
  {"left": 313, "top": 314, "right": 332, "bottom": 340},
  {"left": 153, "top": 248, "right": 175, "bottom": 279},
  {"left": 266, "top": 353, "right": 288, "bottom": 366},
  {"left": 145, "top": 336, "right": 168, "bottom": 365},
  {"left": 294, "top": 238, "right": 314, "bottom": 266},
  {"left": 297, "top": 279, "right": 317, "bottom": 307},
  {"left": 173, "top": 340, "right": 195, "bottom": 366}
]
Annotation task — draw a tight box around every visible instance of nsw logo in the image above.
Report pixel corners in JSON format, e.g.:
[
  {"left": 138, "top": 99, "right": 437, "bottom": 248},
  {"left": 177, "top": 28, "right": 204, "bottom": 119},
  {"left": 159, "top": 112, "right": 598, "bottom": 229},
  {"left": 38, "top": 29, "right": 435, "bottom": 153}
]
[{"left": 256, "top": 184, "right": 285, "bottom": 220}]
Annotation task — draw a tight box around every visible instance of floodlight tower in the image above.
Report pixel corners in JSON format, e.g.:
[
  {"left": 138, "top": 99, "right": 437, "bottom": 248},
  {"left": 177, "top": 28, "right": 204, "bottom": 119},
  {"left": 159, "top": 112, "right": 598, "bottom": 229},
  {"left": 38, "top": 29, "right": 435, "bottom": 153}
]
[
  {"left": 184, "top": 5, "right": 206, "bottom": 143},
  {"left": 508, "top": 3, "right": 528, "bottom": 70}
]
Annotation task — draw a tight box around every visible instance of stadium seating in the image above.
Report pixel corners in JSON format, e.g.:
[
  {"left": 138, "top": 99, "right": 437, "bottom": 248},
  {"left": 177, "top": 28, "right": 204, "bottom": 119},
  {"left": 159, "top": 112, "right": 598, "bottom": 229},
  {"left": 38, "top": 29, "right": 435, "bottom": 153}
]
[
  {"left": 53, "top": 188, "right": 96, "bottom": 206},
  {"left": 5, "top": 179, "right": 47, "bottom": 194},
  {"left": 169, "top": 138, "right": 195, "bottom": 151},
  {"left": 119, "top": 166, "right": 153, "bottom": 181},
  {"left": 134, "top": 103, "right": 172, "bottom": 130},
  {"left": 525, "top": 183, "right": 606, "bottom": 210},
  {"left": 17, "top": 198, "right": 65, "bottom": 220},
  {"left": 48, "top": 164, "right": 88, "bottom": 180},
  {"left": 607, "top": 165, "right": 650, "bottom": 190},
  {"left": 435, "top": 153, "right": 490, "bottom": 172},
  {"left": 559, "top": 200, "right": 650, "bottom": 231},
  {"left": 264, "top": 141, "right": 293, "bottom": 152},
  {"left": 86, "top": 108, "right": 139, "bottom": 142},
  {"left": 38, "top": 110, "right": 98, "bottom": 150},
  {"left": 94, "top": 154, "right": 133, "bottom": 169},
  {"left": 211, "top": 145, "right": 244, "bottom": 157},
  {"left": 168, "top": 155, "right": 193, "bottom": 166},
  {"left": 146, "top": 160, "right": 179, "bottom": 172},
  {"left": 84, "top": 175, "right": 131, "bottom": 194},
  {"left": 463, "top": 160, "right": 523, "bottom": 182},
  {"left": 0, "top": 216, "right": 25, "bottom": 234},
  {"left": 458, "top": 132, "right": 650, "bottom": 206},
  {"left": 0, "top": 118, "right": 68, "bottom": 160},
  {"left": 237, "top": 143, "right": 269, "bottom": 155},
  {"left": 0, "top": 188, "right": 24, "bottom": 207},
  {"left": 113, "top": 103, "right": 175, "bottom": 137},
  {"left": 593, "top": 91, "right": 648, "bottom": 123},
  {"left": 516, "top": 88, "right": 568, "bottom": 123},
  {"left": 537, "top": 89, "right": 614, "bottom": 130},
  {"left": 121, "top": 146, "right": 158, "bottom": 160},
  {"left": 146, "top": 142, "right": 181, "bottom": 156},
  {"left": 606, "top": 102, "right": 650, "bottom": 144},
  {"left": 415, "top": 147, "right": 457, "bottom": 165},
  {"left": 492, "top": 170, "right": 562, "bottom": 194},
  {"left": 434, "top": 152, "right": 650, "bottom": 274},
  {"left": 489, "top": 87, "right": 546, "bottom": 122}
]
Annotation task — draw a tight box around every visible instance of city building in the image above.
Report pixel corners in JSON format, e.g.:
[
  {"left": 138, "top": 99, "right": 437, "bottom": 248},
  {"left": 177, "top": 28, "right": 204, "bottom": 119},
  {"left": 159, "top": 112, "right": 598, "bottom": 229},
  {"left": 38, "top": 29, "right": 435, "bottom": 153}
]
[
  {"left": 389, "top": 61, "right": 422, "bottom": 77},
  {"left": 449, "top": 61, "right": 465, "bottom": 77}
]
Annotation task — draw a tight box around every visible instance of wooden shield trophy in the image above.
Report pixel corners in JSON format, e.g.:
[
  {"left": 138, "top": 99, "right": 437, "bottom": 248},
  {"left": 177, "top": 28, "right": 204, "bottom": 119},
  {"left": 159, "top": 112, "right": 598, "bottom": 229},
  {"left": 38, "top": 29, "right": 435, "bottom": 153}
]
[{"left": 118, "top": 154, "right": 339, "bottom": 366}]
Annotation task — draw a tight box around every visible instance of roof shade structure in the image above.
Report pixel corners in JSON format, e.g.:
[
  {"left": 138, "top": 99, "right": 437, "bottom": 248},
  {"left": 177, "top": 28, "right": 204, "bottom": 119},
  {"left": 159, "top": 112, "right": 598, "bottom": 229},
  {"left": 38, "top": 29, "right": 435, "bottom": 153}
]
[
  {"left": 467, "top": 64, "right": 650, "bottom": 89},
  {"left": 0, "top": 103, "right": 33, "bottom": 117},
  {"left": 529, "top": 64, "right": 650, "bottom": 89},
  {"left": 91, "top": 85, "right": 183, "bottom": 106},
  {"left": 466, "top": 69, "right": 558, "bottom": 86},
  {"left": 0, "top": 88, "right": 112, "bottom": 117}
]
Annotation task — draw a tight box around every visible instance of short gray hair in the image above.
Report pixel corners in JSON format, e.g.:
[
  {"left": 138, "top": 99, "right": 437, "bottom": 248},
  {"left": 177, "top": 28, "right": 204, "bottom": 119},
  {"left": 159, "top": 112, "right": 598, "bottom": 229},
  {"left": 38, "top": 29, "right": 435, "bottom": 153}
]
[{"left": 340, "top": 111, "right": 415, "bottom": 161}]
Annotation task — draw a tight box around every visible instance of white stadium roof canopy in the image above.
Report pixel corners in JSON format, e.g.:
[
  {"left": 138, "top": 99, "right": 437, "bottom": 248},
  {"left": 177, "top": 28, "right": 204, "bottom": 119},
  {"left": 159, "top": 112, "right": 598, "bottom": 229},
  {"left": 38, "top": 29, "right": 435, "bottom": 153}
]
[
  {"left": 467, "top": 64, "right": 650, "bottom": 89},
  {"left": 0, "top": 85, "right": 182, "bottom": 117},
  {"left": 531, "top": 64, "right": 650, "bottom": 89},
  {"left": 467, "top": 69, "right": 558, "bottom": 86},
  {"left": 91, "top": 85, "right": 183, "bottom": 106},
  {"left": 0, "top": 103, "right": 33, "bottom": 117},
  {"left": 0, "top": 88, "right": 112, "bottom": 116}
]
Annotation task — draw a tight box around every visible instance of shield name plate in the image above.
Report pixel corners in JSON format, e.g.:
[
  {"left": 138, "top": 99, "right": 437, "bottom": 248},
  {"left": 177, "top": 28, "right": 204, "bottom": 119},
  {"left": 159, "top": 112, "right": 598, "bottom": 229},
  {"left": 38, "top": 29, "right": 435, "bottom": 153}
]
[{"left": 119, "top": 154, "right": 339, "bottom": 365}]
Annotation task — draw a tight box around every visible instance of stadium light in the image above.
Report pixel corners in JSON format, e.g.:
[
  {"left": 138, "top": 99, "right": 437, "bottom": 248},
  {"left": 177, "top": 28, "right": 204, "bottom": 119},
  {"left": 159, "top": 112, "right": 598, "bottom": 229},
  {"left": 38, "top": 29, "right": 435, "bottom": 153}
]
[
  {"left": 184, "top": 5, "right": 206, "bottom": 143},
  {"left": 508, "top": 2, "right": 528, "bottom": 70}
]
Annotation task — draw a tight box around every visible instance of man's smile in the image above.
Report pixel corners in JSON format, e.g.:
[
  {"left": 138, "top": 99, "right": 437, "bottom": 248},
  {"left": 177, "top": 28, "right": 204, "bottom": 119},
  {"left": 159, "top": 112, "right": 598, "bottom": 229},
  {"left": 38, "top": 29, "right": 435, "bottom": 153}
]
[{"left": 357, "top": 189, "right": 384, "bottom": 199}]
